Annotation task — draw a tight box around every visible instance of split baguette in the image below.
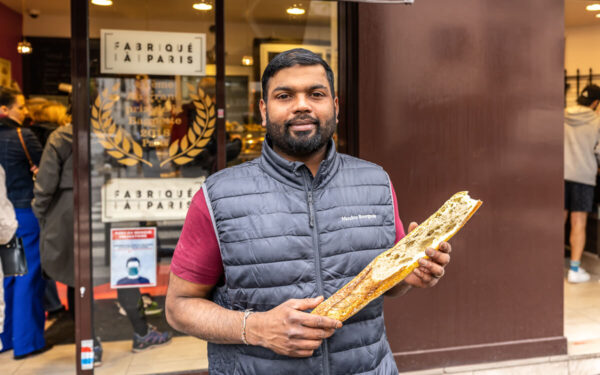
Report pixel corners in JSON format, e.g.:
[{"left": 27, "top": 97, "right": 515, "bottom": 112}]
[{"left": 311, "top": 191, "right": 482, "bottom": 322}]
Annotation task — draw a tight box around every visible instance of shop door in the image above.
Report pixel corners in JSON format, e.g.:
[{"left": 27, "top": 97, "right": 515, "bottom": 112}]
[{"left": 82, "top": 1, "right": 218, "bottom": 373}]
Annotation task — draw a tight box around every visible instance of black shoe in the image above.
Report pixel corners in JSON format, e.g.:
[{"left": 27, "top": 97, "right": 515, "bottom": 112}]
[
  {"left": 13, "top": 344, "right": 54, "bottom": 360},
  {"left": 94, "top": 337, "right": 103, "bottom": 367},
  {"left": 132, "top": 325, "right": 172, "bottom": 352}
]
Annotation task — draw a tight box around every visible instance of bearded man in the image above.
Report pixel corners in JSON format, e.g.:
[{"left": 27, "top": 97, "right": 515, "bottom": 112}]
[{"left": 166, "top": 48, "right": 452, "bottom": 374}]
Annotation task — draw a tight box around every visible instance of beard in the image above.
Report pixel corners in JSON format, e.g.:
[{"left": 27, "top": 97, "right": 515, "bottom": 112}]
[{"left": 266, "top": 111, "right": 336, "bottom": 157}]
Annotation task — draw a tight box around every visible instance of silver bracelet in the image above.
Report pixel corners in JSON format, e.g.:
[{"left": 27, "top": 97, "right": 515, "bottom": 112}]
[{"left": 241, "top": 309, "right": 254, "bottom": 345}]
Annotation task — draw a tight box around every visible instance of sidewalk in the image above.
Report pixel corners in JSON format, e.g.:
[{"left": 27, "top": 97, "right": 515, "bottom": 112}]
[
  {"left": 400, "top": 253, "right": 600, "bottom": 375},
  {"left": 2, "top": 255, "right": 599, "bottom": 375},
  {"left": 0, "top": 336, "right": 208, "bottom": 375}
]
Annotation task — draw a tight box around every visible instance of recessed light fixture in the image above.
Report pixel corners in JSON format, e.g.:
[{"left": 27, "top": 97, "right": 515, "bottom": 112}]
[
  {"left": 91, "top": 0, "right": 113, "bottom": 6},
  {"left": 193, "top": 1, "right": 212, "bottom": 11},
  {"left": 17, "top": 40, "right": 32, "bottom": 54},
  {"left": 596, "top": 13, "right": 600, "bottom": 18},
  {"left": 587, "top": 4, "right": 600, "bottom": 11},
  {"left": 241, "top": 56, "right": 253, "bottom": 66},
  {"left": 287, "top": 4, "right": 306, "bottom": 15}
]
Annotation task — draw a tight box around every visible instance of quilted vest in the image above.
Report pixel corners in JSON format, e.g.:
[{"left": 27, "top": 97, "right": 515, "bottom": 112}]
[{"left": 203, "top": 140, "right": 399, "bottom": 375}]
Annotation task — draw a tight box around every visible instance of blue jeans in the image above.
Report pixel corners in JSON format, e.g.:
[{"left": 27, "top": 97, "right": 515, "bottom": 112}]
[{"left": 1, "top": 208, "right": 46, "bottom": 356}]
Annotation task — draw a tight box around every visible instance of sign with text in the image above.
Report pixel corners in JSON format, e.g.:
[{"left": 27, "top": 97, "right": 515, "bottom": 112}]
[
  {"left": 110, "top": 228, "right": 157, "bottom": 289},
  {"left": 101, "top": 177, "right": 205, "bottom": 222},
  {"left": 101, "top": 29, "right": 206, "bottom": 76}
]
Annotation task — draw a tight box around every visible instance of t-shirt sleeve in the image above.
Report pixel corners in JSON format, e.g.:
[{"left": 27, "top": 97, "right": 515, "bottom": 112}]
[
  {"left": 390, "top": 182, "right": 406, "bottom": 242},
  {"left": 170, "top": 187, "right": 224, "bottom": 285}
]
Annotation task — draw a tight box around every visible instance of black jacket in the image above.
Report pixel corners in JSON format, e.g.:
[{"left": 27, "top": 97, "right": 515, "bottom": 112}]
[{"left": 0, "top": 117, "right": 43, "bottom": 208}]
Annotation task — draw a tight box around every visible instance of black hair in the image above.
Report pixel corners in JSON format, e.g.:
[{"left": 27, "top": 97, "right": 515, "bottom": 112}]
[
  {"left": 261, "top": 48, "right": 335, "bottom": 101},
  {"left": 577, "top": 84, "right": 600, "bottom": 107},
  {"left": 126, "top": 257, "right": 141, "bottom": 266},
  {"left": 0, "top": 87, "right": 20, "bottom": 107}
]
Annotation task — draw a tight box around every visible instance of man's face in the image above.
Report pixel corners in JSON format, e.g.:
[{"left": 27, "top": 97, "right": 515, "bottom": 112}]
[
  {"left": 259, "top": 64, "right": 338, "bottom": 157},
  {"left": 1, "top": 95, "right": 29, "bottom": 125},
  {"left": 127, "top": 260, "right": 140, "bottom": 277}
]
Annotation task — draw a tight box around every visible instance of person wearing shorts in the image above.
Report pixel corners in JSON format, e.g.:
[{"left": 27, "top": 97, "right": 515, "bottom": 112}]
[{"left": 564, "top": 84, "right": 600, "bottom": 283}]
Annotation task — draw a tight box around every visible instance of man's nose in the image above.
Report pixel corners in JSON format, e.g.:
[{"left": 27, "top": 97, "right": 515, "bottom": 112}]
[{"left": 293, "top": 94, "right": 311, "bottom": 112}]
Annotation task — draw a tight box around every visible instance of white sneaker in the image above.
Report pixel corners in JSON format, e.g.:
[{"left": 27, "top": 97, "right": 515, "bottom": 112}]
[{"left": 568, "top": 268, "right": 591, "bottom": 283}]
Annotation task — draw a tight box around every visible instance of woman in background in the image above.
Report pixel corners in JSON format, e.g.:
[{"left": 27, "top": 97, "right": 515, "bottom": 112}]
[
  {"left": 0, "top": 164, "right": 19, "bottom": 351},
  {"left": 0, "top": 87, "right": 47, "bottom": 359}
]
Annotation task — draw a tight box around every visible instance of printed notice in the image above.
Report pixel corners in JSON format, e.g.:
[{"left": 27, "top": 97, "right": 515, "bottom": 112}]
[{"left": 110, "top": 228, "right": 157, "bottom": 289}]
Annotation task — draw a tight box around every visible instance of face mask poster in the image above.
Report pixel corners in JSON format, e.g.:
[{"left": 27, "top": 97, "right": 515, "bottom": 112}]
[{"left": 110, "top": 228, "right": 157, "bottom": 289}]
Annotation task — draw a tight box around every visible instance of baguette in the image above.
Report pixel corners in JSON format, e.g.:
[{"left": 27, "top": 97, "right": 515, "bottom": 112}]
[{"left": 311, "top": 191, "right": 482, "bottom": 322}]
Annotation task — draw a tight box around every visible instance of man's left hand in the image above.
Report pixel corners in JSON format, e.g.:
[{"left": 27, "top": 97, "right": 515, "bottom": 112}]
[{"left": 403, "top": 221, "right": 452, "bottom": 288}]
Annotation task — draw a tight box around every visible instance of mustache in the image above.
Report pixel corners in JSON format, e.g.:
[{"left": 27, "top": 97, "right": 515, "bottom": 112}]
[{"left": 284, "top": 114, "right": 320, "bottom": 128}]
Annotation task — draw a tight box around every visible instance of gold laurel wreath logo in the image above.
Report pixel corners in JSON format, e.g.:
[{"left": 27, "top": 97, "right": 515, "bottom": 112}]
[
  {"left": 159, "top": 83, "right": 215, "bottom": 167},
  {"left": 91, "top": 82, "right": 151, "bottom": 167},
  {"left": 91, "top": 82, "right": 216, "bottom": 168}
]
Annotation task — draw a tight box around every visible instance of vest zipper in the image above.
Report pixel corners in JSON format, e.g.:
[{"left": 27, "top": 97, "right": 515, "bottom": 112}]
[
  {"left": 307, "top": 191, "right": 315, "bottom": 228},
  {"left": 303, "top": 170, "right": 330, "bottom": 375}
]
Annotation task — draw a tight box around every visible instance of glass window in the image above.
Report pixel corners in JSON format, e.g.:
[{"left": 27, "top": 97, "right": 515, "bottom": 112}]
[
  {"left": 89, "top": 2, "right": 215, "bottom": 372},
  {"left": 225, "top": 0, "right": 338, "bottom": 166}
]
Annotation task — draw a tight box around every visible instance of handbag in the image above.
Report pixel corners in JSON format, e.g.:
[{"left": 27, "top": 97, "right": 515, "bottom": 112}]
[
  {"left": 0, "top": 235, "right": 28, "bottom": 276},
  {"left": 16, "top": 127, "right": 38, "bottom": 180}
]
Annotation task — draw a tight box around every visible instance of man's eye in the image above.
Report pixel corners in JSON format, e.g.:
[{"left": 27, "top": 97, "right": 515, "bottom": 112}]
[
  {"left": 276, "top": 94, "right": 290, "bottom": 100},
  {"left": 312, "top": 92, "right": 325, "bottom": 97}
]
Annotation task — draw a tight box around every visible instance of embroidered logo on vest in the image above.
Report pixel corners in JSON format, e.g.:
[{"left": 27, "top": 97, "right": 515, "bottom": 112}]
[{"left": 341, "top": 214, "right": 377, "bottom": 222}]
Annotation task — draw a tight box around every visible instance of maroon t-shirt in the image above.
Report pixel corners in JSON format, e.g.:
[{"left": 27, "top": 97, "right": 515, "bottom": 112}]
[{"left": 171, "top": 184, "right": 406, "bottom": 285}]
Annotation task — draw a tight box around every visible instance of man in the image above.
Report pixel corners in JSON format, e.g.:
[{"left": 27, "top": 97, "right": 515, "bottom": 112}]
[
  {"left": 117, "top": 257, "right": 151, "bottom": 286},
  {"left": 166, "top": 49, "right": 451, "bottom": 374},
  {"left": 564, "top": 84, "right": 600, "bottom": 283},
  {"left": 0, "top": 87, "right": 47, "bottom": 359}
]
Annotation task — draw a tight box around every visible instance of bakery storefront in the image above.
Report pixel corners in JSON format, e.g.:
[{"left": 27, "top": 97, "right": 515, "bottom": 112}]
[
  {"left": 0, "top": 0, "right": 566, "bottom": 374},
  {"left": 5, "top": 0, "right": 362, "bottom": 373}
]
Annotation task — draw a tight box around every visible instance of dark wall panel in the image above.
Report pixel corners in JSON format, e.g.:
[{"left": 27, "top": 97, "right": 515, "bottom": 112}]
[{"left": 357, "top": 0, "right": 565, "bottom": 370}]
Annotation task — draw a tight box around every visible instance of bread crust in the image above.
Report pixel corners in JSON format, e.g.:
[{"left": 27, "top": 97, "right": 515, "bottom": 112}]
[{"left": 311, "top": 191, "right": 482, "bottom": 321}]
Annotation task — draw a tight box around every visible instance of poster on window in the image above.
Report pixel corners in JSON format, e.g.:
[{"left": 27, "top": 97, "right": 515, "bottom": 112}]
[{"left": 110, "top": 228, "right": 157, "bottom": 289}]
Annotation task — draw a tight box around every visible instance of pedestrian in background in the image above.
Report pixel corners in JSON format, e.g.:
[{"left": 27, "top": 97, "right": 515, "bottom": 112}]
[
  {"left": 0, "top": 164, "right": 19, "bottom": 351},
  {"left": 0, "top": 87, "right": 48, "bottom": 359},
  {"left": 564, "top": 84, "right": 600, "bottom": 283},
  {"left": 30, "top": 101, "right": 71, "bottom": 317},
  {"left": 32, "top": 121, "right": 76, "bottom": 315}
]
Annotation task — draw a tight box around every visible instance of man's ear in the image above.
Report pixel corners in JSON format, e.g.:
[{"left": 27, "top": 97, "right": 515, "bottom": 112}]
[
  {"left": 334, "top": 97, "right": 339, "bottom": 124},
  {"left": 0, "top": 105, "right": 8, "bottom": 116},
  {"left": 259, "top": 99, "right": 267, "bottom": 128}
]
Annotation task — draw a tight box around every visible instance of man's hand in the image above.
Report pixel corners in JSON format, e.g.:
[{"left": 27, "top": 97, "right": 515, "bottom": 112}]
[
  {"left": 403, "top": 221, "right": 452, "bottom": 288},
  {"left": 246, "top": 296, "right": 342, "bottom": 358}
]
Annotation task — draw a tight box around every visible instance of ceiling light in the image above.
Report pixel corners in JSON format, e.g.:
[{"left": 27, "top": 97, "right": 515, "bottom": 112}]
[
  {"left": 193, "top": 2, "right": 212, "bottom": 11},
  {"left": 91, "top": 0, "right": 113, "bottom": 6},
  {"left": 241, "top": 56, "right": 253, "bottom": 66},
  {"left": 587, "top": 4, "right": 600, "bottom": 11},
  {"left": 287, "top": 5, "right": 306, "bottom": 15},
  {"left": 17, "top": 40, "right": 32, "bottom": 54},
  {"left": 596, "top": 13, "right": 600, "bottom": 18}
]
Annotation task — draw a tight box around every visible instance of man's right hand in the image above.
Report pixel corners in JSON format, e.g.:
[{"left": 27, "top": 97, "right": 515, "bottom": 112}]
[{"left": 246, "top": 296, "right": 342, "bottom": 358}]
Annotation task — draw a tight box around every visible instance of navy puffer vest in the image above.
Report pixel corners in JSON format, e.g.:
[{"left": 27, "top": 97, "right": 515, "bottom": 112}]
[{"left": 204, "top": 140, "right": 398, "bottom": 375}]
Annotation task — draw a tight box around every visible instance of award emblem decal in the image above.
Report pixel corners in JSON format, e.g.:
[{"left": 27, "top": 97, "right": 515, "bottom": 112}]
[{"left": 91, "top": 82, "right": 215, "bottom": 167}]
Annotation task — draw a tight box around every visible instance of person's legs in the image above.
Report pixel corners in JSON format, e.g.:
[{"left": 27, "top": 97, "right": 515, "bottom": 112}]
[
  {"left": 117, "top": 288, "right": 171, "bottom": 351},
  {"left": 67, "top": 286, "right": 75, "bottom": 319},
  {"left": 570, "top": 211, "right": 588, "bottom": 266},
  {"left": 44, "top": 280, "right": 64, "bottom": 314},
  {"left": 11, "top": 208, "right": 46, "bottom": 357},
  {"left": 117, "top": 288, "right": 148, "bottom": 336},
  {"left": 0, "top": 276, "right": 15, "bottom": 352}
]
